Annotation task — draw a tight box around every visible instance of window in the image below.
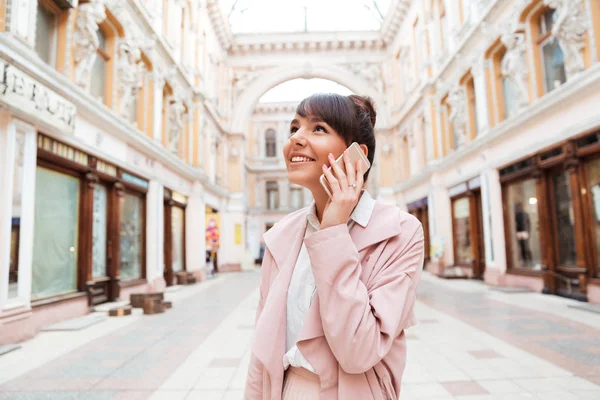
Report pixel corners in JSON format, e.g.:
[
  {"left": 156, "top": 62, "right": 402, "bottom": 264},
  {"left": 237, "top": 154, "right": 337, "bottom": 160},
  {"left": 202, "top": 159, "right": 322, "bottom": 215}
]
[
  {"left": 35, "top": 1, "right": 58, "bottom": 65},
  {"left": 504, "top": 179, "right": 542, "bottom": 270},
  {"left": 290, "top": 187, "right": 303, "bottom": 209},
  {"left": 585, "top": 158, "right": 600, "bottom": 277},
  {"left": 91, "top": 28, "right": 110, "bottom": 102},
  {"left": 171, "top": 206, "right": 185, "bottom": 273},
  {"left": 538, "top": 8, "right": 566, "bottom": 93},
  {"left": 266, "top": 181, "right": 279, "bottom": 210},
  {"left": 120, "top": 193, "right": 144, "bottom": 280},
  {"left": 31, "top": 167, "right": 80, "bottom": 299},
  {"left": 265, "top": 129, "right": 277, "bottom": 158},
  {"left": 92, "top": 185, "right": 108, "bottom": 279},
  {"left": 452, "top": 197, "right": 472, "bottom": 265},
  {"left": 465, "top": 76, "right": 478, "bottom": 139},
  {"left": 439, "top": 0, "right": 449, "bottom": 53}
]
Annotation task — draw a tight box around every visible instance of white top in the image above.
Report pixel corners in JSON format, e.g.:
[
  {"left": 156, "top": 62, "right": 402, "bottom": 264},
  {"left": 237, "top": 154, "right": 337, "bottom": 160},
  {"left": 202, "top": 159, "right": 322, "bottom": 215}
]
[{"left": 283, "top": 191, "right": 376, "bottom": 373}]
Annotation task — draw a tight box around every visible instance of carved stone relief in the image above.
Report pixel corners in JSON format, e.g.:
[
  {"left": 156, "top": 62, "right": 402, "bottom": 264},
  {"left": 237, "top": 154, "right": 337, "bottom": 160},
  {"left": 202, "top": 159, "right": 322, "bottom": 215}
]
[
  {"left": 73, "top": 0, "right": 107, "bottom": 89},
  {"left": 446, "top": 85, "right": 468, "bottom": 148},
  {"left": 500, "top": 31, "right": 529, "bottom": 111},
  {"left": 544, "top": 0, "right": 588, "bottom": 78},
  {"left": 117, "top": 39, "right": 145, "bottom": 118},
  {"left": 167, "top": 97, "right": 186, "bottom": 154},
  {"left": 346, "top": 62, "right": 384, "bottom": 94}
]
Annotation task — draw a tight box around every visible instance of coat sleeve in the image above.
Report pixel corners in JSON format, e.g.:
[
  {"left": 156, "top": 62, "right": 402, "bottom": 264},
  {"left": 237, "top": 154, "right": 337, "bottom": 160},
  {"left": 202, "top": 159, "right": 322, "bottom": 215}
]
[
  {"left": 304, "top": 223, "right": 424, "bottom": 374},
  {"left": 244, "top": 250, "right": 273, "bottom": 399}
]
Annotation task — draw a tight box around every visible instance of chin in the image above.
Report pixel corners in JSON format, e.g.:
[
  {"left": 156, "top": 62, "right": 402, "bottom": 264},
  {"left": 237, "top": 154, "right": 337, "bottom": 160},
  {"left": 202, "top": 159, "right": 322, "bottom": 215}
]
[{"left": 287, "top": 170, "right": 317, "bottom": 189}]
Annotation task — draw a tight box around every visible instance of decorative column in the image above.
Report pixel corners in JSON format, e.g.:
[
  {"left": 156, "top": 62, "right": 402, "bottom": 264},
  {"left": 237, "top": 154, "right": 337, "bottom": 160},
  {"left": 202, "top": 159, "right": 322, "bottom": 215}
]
[
  {"left": 145, "top": 181, "right": 165, "bottom": 290},
  {"left": 186, "top": 182, "right": 207, "bottom": 280},
  {"left": 152, "top": 72, "right": 165, "bottom": 143},
  {"left": 429, "top": 173, "right": 454, "bottom": 274},
  {"left": 0, "top": 115, "right": 37, "bottom": 309},
  {"left": 480, "top": 168, "right": 507, "bottom": 284}
]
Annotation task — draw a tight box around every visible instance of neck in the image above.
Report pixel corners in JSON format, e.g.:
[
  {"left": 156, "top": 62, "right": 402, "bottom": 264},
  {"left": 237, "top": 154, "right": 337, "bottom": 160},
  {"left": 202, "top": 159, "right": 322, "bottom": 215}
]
[{"left": 311, "top": 187, "right": 330, "bottom": 223}]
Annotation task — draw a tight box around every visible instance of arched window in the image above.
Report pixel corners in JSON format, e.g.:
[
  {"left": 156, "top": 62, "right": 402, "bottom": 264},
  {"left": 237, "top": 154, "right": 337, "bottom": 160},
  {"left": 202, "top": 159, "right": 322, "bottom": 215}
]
[
  {"left": 35, "top": 1, "right": 59, "bottom": 66},
  {"left": 538, "top": 8, "right": 566, "bottom": 93},
  {"left": 265, "top": 129, "right": 277, "bottom": 158},
  {"left": 91, "top": 28, "right": 110, "bottom": 103}
]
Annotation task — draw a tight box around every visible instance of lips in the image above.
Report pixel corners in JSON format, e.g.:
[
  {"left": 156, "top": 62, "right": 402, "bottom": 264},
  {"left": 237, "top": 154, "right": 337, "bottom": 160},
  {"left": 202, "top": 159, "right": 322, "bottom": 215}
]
[{"left": 290, "top": 156, "right": 315, "bottom": 163}]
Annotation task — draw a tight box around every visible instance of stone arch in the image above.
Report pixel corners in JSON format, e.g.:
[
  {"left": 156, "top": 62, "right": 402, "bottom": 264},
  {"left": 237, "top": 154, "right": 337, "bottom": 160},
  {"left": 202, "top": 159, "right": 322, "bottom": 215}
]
[{"left": 231, "top": 64, "right": 390, "bottom": 133}]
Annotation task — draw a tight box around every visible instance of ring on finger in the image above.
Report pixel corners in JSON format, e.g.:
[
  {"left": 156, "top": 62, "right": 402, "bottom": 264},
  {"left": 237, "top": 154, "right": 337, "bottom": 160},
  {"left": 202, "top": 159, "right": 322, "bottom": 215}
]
[{"left": 349, "top": 182, "right": 357, "bottom": 188}]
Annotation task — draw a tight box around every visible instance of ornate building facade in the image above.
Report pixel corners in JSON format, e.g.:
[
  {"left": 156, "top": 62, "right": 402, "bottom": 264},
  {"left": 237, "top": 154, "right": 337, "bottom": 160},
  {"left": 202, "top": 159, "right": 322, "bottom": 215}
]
[{"left": 1, "top": 0, "right": 600, "bottom": 343}]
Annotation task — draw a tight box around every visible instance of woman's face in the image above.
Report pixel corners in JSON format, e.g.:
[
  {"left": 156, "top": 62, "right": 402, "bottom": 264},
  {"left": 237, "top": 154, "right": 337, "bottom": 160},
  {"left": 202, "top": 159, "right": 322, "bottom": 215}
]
[{"left": 283, "top": 113, "right": 347, "bottom": 191}]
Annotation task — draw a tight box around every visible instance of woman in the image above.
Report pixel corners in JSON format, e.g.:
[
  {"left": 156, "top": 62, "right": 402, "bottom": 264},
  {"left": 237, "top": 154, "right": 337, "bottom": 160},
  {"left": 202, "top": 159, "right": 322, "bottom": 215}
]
[{"left": 245, "top": 93, "right": 424, "bottom": 399}]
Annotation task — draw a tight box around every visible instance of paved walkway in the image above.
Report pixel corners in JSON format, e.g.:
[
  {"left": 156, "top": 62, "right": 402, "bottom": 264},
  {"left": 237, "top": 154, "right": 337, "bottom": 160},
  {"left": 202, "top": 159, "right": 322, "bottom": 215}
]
[{"left": 1, "top": 270, "right": 600, "bottom": 399}]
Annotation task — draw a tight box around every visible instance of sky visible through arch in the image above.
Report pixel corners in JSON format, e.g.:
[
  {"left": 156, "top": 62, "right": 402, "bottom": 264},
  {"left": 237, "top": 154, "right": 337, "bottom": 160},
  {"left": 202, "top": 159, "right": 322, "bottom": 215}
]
[
  {"left": 258, "top": 78, "right": 354, "bottom": 103},
  {"left": 220, "top": 0, "right": 391, "bottom": 34}
]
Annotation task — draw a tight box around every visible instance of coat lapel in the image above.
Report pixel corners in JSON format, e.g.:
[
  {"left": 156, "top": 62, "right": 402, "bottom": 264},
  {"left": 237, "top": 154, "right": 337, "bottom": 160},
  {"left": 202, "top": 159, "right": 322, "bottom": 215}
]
[
  {"left": 296, "top": 202, "right": 404, "bottom": 345},
  {"left": 251, "top": 208, "right": 309, "bottom": 385}
]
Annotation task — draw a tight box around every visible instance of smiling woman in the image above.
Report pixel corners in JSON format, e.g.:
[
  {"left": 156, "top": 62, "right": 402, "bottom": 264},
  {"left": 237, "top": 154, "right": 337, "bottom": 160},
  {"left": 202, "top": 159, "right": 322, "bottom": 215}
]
[{"left": 221, "top": 0, "right": 391, "bottom": 34}]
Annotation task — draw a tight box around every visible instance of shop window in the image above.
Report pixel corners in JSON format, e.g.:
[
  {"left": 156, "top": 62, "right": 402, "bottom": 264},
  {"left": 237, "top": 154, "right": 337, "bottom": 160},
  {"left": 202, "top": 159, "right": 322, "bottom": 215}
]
[
  {"left": 585, "top": 158, "right": 600, "bottom": 278},
  {"left": 290, "top": 187, "right": 303, "bottom": 209},
  {"left": 538, "top": 8, "right": 566, "bottom": 93},
  {"left": 549, "top": 170, "right": 576, "bottom": 266},
  {"left": 452, "top": 197, "right": 472, "bottom": 265},
  {"left": 504, "top": 179, "right": 543, "bottom": 270},
  {"left": 265, "top": 129, "right": 277, "bottom": 158},
  {"left": 35, "top": 1, "right": 58, "bottom": 65},
  {"left": 171, "top": 206, "right": 185, "bottom": 273},
  {"left": 92, "top": 185, "right": 108, "bottom": 279},
  {"left": 31, "top": 167, "right": 80, "bottom": 299},
  {"left": 266, "top": 181, "right": 279, "bottom": 210},
  {"left": 120, "top": 193, "right": 144, "bottom": 280},
  {"left": 90, "top": 28, "right": 110, "bottom": 103},
  {"left": 9, "top": 132, "right": 26, "bottom": 299}
]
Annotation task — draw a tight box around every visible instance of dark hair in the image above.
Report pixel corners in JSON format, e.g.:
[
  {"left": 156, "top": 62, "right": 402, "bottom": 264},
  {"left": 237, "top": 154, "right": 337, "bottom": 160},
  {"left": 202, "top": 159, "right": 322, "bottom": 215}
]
[{"left": 295, "top": 93, "right": 377, "bottom": 181}]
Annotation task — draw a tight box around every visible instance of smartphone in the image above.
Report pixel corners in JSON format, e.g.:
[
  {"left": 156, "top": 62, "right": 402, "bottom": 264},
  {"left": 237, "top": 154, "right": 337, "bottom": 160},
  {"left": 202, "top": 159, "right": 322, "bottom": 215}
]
[{"left": 320, "top": 142, "right": 371, "bottom": 198}]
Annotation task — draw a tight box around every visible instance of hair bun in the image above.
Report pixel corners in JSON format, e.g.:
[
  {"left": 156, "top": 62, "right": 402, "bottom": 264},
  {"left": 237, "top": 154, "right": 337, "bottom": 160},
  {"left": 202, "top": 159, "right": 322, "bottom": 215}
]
[{"left": 348, "top": 95, "right": 377, "bottom": 127}]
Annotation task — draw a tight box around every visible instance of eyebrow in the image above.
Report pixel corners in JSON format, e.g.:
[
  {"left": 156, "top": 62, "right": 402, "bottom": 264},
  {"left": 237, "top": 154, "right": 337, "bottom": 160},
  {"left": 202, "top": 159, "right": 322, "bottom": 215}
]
[{"left": 290, "top": 117, "right": 325, "bottom": 125}]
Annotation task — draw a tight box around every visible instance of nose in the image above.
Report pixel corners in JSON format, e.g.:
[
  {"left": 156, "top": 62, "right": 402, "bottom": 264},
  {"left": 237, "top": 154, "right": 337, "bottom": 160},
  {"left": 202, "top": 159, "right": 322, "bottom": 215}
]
[{"left": 290, "top": 128, "right": 308, "bottom": 147}]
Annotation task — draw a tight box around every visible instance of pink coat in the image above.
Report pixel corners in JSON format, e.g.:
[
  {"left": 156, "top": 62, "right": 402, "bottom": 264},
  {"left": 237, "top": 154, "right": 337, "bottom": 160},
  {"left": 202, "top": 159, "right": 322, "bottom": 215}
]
[{"left": 245, "top": 201, "right": 425, "bottom": 399}]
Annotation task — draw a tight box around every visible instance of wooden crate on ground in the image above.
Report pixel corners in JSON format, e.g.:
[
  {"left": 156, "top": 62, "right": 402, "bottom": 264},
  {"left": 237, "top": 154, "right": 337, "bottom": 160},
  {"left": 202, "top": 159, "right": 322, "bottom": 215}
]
[{"left": 130, "top": 292, "right": 164, "bottom": 308}]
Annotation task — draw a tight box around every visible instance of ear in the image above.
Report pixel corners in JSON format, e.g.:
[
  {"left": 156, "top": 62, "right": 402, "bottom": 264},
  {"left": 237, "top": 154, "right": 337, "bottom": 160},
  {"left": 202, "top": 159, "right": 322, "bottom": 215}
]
[{"left": 359, "top": 144, "right": 369, "bottom": 158}]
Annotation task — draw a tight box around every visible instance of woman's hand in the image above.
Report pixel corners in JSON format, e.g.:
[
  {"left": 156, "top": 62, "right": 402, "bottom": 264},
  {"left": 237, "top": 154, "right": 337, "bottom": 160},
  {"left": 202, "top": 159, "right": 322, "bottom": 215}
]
[{"left": 320, "top": 150, "right": 364, "bottom": 230}]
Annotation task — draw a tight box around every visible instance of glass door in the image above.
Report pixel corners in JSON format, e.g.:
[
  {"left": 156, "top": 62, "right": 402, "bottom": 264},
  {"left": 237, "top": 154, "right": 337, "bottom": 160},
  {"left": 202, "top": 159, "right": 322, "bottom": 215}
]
[{"left": 547, "top": 167, "right": 585, "bottom": 299}]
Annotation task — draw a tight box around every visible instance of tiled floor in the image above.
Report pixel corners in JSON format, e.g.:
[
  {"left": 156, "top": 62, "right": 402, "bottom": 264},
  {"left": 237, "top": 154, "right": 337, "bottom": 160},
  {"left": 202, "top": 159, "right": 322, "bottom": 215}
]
[{"left": 1, "top": 270, "right": 600, "bottom": 399}]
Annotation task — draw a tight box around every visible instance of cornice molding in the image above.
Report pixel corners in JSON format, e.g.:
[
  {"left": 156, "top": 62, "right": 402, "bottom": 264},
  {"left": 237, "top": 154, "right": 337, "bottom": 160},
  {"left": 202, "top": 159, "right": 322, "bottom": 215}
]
[
  {"left": 230, "top": 34, "right": 385, "bottom": 55},
  {"left": 253, "top": 102, "right": 298, "bottom": 114},
  {"left": 379, "top": 0, "right": 411, "bottom": 45},
  {"left": 206, "top": 0, "right": 234, "bottom": 50}
]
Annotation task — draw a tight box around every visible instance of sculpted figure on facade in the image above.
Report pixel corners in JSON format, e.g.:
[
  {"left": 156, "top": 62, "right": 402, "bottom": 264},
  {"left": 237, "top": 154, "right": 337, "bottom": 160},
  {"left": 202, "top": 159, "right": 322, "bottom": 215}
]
[
  {"left": 447, "top": 86, "right": 468, "bottom": 148},
  {"left": 167, "top": 97, "right": 186, "bottom": 154},
  {"left": 500, "top": 31, "right": 529, "bottom": 111},
  {"left": 347, "top": 62, "right": 385, "bottom": 94},
  {"left": 73, "top": 0, "right": 107, "bottom": 89},
  {"left": 117, "top": 38, "right": 145, "bottom": 119},
  {"left": 544, "top": 0, "right": 588, "bottom": 78}
]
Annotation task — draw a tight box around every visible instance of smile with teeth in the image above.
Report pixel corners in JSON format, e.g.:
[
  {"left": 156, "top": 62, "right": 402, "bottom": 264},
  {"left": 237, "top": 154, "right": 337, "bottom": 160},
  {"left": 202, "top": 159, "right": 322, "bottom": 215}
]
[{"left": 291, "top": 156, "right": 315, "bottom": 163}]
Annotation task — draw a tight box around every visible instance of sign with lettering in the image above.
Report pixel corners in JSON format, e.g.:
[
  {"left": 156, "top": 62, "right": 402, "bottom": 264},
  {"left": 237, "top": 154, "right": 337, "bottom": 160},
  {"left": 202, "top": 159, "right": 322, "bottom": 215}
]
[{"left": 0, "top": 59, "right": 76, "bottom": 133}]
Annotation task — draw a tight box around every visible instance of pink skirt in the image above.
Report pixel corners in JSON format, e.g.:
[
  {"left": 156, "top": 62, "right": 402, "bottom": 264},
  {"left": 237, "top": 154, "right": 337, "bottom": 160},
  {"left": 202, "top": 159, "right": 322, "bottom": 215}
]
[{"left": 282, "top": 366, "right": 320, "bottom": 399}]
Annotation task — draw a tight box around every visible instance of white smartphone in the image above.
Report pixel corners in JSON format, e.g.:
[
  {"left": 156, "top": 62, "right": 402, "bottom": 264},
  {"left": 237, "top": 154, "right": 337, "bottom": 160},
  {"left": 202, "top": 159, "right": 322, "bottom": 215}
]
[{"left": 320, "top": 142, "right": 371, "bottom": 198}]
